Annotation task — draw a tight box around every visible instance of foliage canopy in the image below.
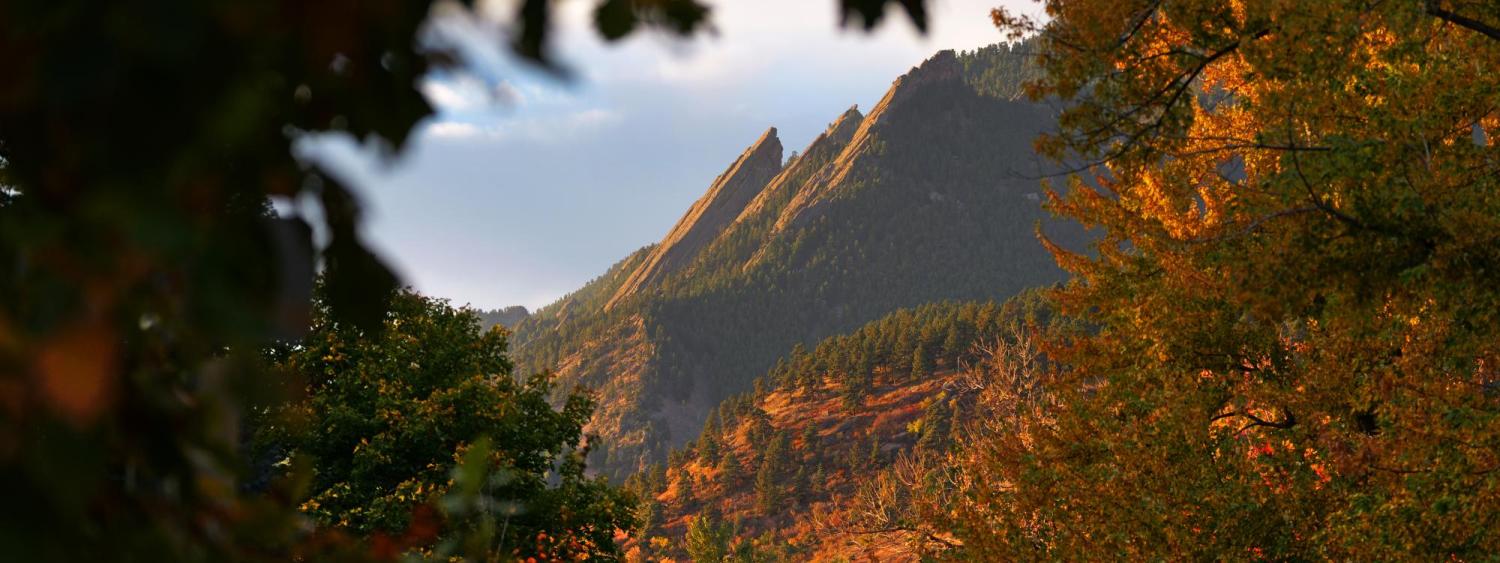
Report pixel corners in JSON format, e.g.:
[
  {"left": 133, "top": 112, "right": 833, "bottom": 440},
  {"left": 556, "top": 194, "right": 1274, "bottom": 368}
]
[{"left": 949, "top": 0, "right": 1500, "bottom": 558}]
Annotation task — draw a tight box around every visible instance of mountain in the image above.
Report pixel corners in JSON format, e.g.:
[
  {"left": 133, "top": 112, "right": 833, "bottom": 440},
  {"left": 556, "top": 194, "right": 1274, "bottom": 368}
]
[
  {"left": 476, "top": 305, "right": 531, "bottom": 331},
  {"left": 509, "top": 42, "right": 1084, "bottom": 479},
  {"left": 622, "top": 294, "right": 1055, "bottom": 561}
]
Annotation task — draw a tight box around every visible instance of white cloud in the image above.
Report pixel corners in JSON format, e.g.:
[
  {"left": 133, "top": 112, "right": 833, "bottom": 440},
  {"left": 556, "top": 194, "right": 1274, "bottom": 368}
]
[
  {"left": 421, "top": 74, "right": 527, "bottom": 113},
  {"left": 425, "top": 121, "right": 489, "bottom": 139},
  {"left": 652, "top": 44, "right": 764, "bottom": 87},
  {"left": 421, "top": 107, "right": 621, "bottom": 144},
  {"left": 335, "top": 0, "right": 1046, "bottom": 309}
]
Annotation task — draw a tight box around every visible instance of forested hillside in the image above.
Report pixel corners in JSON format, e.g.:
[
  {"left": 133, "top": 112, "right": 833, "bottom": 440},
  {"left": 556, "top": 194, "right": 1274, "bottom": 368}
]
[
  {"left": 475, "top": 305, "right": 531, "bottom": 331},
  {"left": 620, "top": 293, "right": 1059, "bottom": 560},
  {"left": 509, "top": 42, "right": 1088, "bottom": 479}
]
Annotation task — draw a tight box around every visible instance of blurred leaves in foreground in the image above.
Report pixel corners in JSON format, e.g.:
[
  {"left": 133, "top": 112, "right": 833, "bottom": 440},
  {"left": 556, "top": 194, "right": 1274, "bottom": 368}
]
[{"left": 0, "top": 0, "right": 928, "bottom": 560}]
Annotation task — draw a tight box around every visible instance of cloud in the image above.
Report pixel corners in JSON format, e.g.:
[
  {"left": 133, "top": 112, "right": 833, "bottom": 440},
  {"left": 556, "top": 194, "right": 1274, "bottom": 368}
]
[
  {"left": 421, "top": 107, "right": 621, "bottom": 143},
  {"left": 421, "top": 74, "right": 527, "bottom": 113},
  {"left": 331, "top": 0, "right": 1044, "bottom": 310},
  {"left": 652, "top": 44, "right": 765, "bottom": 87}
]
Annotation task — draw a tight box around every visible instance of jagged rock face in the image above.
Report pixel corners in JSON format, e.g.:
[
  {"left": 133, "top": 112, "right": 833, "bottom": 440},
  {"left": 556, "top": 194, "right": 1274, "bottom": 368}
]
[
  {"left": 735, "top": 107, "right": 863, "bottom": 226},
  {"left": 511, "top": 44, "right": 1084, "bottom": 480},
  {"left": 772, "top": 49, "right": 965, "bottom": 234},
  {"left": 606, "top": 128, "right": 784, "bottom": 310}
]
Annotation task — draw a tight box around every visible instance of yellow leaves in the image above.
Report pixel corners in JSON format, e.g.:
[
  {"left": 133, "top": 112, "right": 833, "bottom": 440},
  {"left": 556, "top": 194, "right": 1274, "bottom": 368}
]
[{"left": 34, "top": 319, "right": 117, "bottom": 428}]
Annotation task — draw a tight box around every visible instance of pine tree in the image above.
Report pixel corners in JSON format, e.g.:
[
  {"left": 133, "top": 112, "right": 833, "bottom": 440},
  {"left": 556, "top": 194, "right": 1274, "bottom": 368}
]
[
  {"left": 942, "top": 323, "right": 963, "bottom": 362},
  {"left": 790, "top": 465, "right": 809, "bottom": 501},
  {"left": 755, "top": 432, "right": 790, "bottom": 512},
  {"left": 754, "top": 461, "right": 780, "bottom": 513},
  {"left": 719, "top": 450, "right": 742, "bottom": 485},
  {"left": 684, "top": 513, "right": 733, "bottom": 563},
  {"left": 910, "top": 345, "right": 930, "bottom": 380},
  {"left": 799, "top": 424, "right": 818, "bottom": 450},
  {"left": 698, "top": 415, "right": 721, "bottom": 461},
  {"left": 675, "top": 470, "right": 696, "bottom": 507},
  {"left": 636, "top": 499, "right": 660, "bottom": 535}
]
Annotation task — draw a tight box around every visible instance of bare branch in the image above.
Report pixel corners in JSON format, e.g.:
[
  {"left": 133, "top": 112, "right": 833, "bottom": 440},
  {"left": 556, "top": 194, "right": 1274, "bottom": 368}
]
[{"left": 1427, "top": 1, "right": 1500, "bottom": 42}]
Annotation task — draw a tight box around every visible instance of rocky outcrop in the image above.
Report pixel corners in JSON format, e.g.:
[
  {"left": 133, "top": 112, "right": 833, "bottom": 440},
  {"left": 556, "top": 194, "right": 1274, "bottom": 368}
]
[
  {"left": 512, "top": 44, "right": 1075, "bottom": 481},
  {"left": 606, "top": 128, "right": 783, "bottom": 310},
  {"left": 772, "top": 50, "right": 963, "bottom": 233},
  {"left": 734, "top": 106, "right": 865, "bottom": 225}
]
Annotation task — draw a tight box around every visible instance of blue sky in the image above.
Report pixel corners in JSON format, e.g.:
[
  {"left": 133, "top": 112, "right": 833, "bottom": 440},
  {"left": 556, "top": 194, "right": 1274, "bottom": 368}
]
[{"left": 298, "top": 0, "right": 1038, "bottom": 311}]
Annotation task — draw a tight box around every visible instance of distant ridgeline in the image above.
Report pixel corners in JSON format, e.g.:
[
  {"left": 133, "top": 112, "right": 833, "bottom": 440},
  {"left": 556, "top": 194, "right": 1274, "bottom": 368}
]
[
  {"left": 475, "top": 305, "right": 531, "bottom": 331},
  {"left": 508, "top": 41, "right": 1086, "bottom": 480}
]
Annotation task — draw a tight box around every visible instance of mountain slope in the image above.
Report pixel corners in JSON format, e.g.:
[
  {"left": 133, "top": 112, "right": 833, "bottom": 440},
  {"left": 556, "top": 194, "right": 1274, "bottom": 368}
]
[
  {"left": 623, "top": 295, "right": 1056, "bottom": 561},
  {"left": 510, "top": 42, "right": 1085, "bottom": 479},
  {"left": 608, "top": 128, "right": 784, "bottom": 309}
]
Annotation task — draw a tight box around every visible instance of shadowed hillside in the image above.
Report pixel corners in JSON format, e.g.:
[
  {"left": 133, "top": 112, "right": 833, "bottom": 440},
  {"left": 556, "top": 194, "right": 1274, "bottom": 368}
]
[
  {"left": 509, "top": 42, "right": 1086, "bottom": 479},
  {"left": 623, "top": 293, "right": 1059, "bottom": 560}
]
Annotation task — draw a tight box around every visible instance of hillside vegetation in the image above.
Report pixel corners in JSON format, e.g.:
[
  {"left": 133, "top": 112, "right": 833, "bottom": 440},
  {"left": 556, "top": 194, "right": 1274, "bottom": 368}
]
[
  {"left": 510, "top": 42, "right": 1088, "bottom": 479},
  {"left": 618, "top": 293, "right": 1059, "bottom": 561}
]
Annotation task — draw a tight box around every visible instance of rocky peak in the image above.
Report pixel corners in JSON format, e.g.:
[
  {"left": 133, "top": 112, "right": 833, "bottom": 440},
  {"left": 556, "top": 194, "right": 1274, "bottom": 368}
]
[
  {"left": 606, "top": 128, "right": 783, "bottom": 309},
  {"left": 829, "top": 105, "right": 864, "bottom": 135}
]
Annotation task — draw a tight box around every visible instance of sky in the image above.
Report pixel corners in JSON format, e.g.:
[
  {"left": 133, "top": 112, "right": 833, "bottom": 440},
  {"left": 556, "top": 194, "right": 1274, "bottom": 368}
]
[{"left": 297, "top": 0, "right": 1039, "bottom": 311}]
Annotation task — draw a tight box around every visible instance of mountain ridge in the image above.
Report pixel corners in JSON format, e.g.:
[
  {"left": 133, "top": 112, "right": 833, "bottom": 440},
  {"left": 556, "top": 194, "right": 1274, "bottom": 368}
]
[
  {"left": 510, "top": 42, "right": 1083, "bottom": 479},
  {"left": 607, "top": 127, "right": 784, "bottom": 310}
]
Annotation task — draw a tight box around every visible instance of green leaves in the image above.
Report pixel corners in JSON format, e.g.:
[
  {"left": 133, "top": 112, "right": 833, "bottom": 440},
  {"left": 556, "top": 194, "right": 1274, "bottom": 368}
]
[
  {"left": 594, "top": 0, "right": 712, "bottom": 42},
  {"left": 840, "top": 0, "right": 928, "bottom": 33},
  {"left": 273, "top": 288, "right": 634, "bottom": 559}
]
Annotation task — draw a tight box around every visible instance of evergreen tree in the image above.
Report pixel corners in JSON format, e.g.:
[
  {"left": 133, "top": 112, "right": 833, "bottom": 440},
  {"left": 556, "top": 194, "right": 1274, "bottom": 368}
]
[
  {"left": 699, "top": 415, "right": 721, "bottom": 461},
  {"left": 755, "top": 432, "right": 790, "bottom": 512},
  {"left": 637, "top": 499, "right": 660, "bottom": 535},
  {"left": 942, "top": 323, "right": 963, "bottom": 362},
  {"left": 684, "top": 513, "right": 734, "bottom": 563},
  {"left": 910, "top": 345, "right": 931, "bottom": 380},
  {"left": 800, "top": 425, "right": 819, "bottom": 450},
  {"left": 719, "top": 450, "right": 743, "bottom": 485},
  {"left": 675, "top": 470, "right": 696, "bottom": 507},
  {"left": 916, "top": 398, "right": 953, "bottom": 452}
]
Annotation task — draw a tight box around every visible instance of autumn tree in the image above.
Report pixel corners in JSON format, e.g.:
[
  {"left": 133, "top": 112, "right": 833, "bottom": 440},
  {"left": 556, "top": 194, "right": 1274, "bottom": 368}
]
[
  {"left": 952, "top": 0, "right": 1500, "bottom": 559},
  {"left": 0, "top": 0, "right": 933, "bottom": 558},
  {"left": 684, "top": 512, "right": 734, "bottom": 562}
]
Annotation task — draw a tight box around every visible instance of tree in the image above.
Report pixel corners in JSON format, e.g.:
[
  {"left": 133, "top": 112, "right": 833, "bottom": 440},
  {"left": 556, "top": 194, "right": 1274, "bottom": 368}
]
[
  {"left": 754, "top": 432, "right": 790, "bottom": 513},
  {"left": 718, "top": 450, "right": 743, "bottom": 485},
  {"left": 941, "top": 323, "right": 963, "bottom": 362},
  {"left": 699, "top": 414, "right": 722, "bottom": 461},
  {"left": 909, "top": 345, "right": 931, "bottom": 380},
  {"left": 684, "top": 512, "right": 734, "bottom": 562},
  {"left": 266, "top": 287, "right": 636, "bottom": 558},
  {"left": 674, "top": 469, "right": 697, "bottom": 508},
  {"left": 915, "top": 398, "right": 953, "bottom": 452},
  {"left": 949, "top": 0, "right": 1500, "bottom": 559},
  {"left": 0, "top": 1, "right": 932, "bottom": 558}
]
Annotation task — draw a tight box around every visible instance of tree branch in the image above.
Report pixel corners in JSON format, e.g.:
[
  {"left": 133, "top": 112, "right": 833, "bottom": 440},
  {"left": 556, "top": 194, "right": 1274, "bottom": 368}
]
[
  {"left": 1427, "top": 1, "right": 1500, "bottom": 42},
  {"left": 1237, "top": 407, "right": 1297, "bottom": 434}
]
